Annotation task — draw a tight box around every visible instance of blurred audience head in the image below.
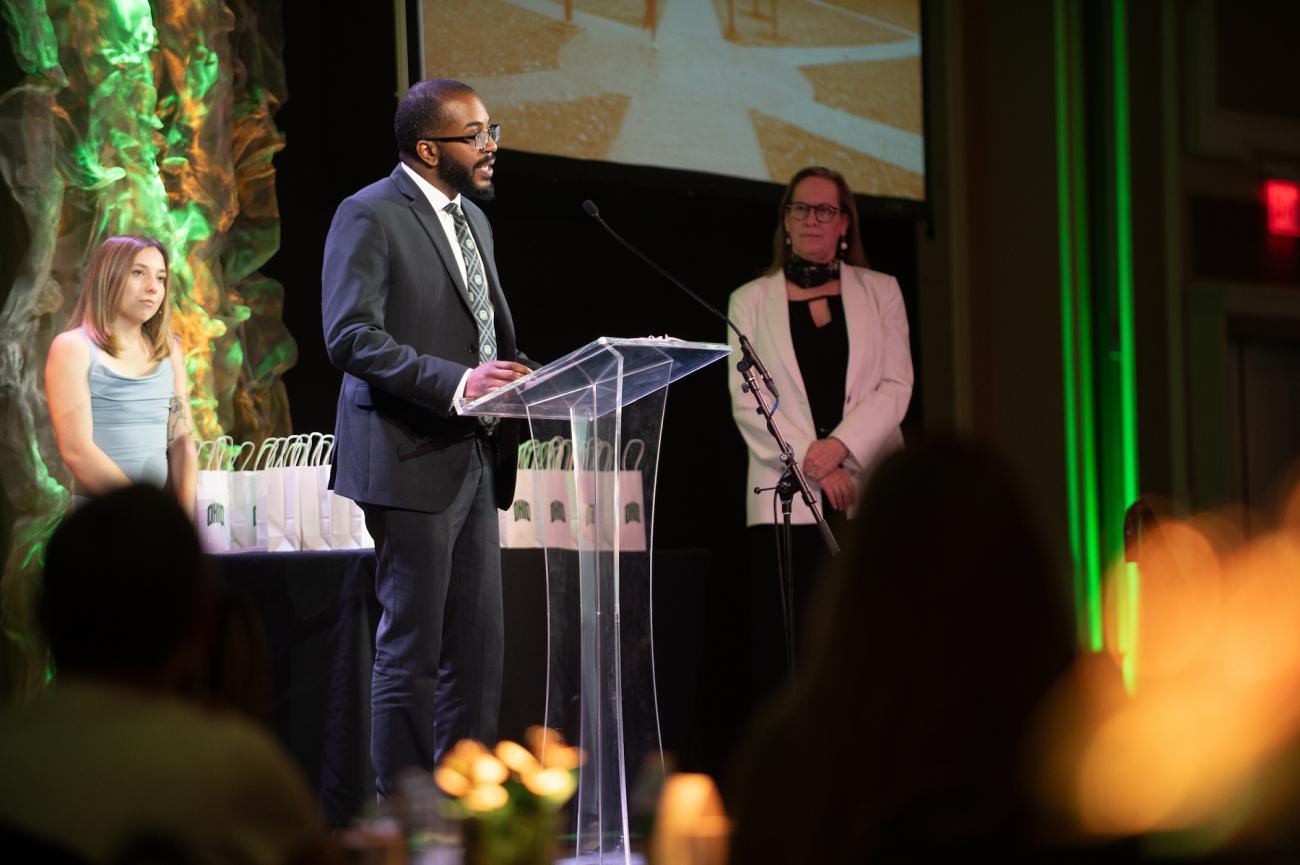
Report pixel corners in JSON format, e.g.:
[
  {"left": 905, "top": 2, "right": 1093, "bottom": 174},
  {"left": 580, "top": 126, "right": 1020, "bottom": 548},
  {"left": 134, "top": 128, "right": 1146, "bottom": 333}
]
[
  {"left": 730, "top": 438, "right": 1078, "bottom": 862},
  {"left": 40, "top": 485, "right": 211, "bottom": 685},
  {"left": 804, "top": 437, "right": 1074, "bottom": 706}
]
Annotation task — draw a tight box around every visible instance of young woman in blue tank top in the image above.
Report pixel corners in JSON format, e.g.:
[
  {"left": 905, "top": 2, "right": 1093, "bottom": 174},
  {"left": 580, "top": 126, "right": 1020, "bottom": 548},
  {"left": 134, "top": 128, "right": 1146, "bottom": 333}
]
[{"left": 45, "top": 235, "right": 197, "bottom": 514}]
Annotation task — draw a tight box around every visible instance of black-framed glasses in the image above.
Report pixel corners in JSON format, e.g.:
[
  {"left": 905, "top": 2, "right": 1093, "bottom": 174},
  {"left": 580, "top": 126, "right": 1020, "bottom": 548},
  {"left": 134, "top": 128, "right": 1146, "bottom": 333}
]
[
  {"left": 422, "top": 123, "right": 501, "bottom": 152},
  {"left": 784, "top": 202, "right": 841, "bottom": 224}
]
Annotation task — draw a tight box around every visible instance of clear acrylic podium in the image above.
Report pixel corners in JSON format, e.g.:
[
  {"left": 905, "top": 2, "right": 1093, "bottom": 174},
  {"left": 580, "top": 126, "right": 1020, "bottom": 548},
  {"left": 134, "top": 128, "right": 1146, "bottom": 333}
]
[{"left": 456, "top": 337, "right": 730, "bottom": 863}]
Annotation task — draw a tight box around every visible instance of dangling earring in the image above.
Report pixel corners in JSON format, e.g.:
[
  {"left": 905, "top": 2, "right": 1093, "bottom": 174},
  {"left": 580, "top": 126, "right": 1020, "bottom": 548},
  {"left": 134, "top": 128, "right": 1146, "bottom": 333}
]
[
  {"left": 838, "top": 236, "right": 848, "bottom": 259},
  {"left": 784, "top": 233, "right": 791, "bottom": 246}
]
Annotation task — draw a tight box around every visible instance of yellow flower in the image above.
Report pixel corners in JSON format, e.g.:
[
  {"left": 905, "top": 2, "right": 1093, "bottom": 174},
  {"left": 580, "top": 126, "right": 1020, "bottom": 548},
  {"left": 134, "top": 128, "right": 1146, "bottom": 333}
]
[
  {"left": 544, "top": 746, "right": 582, "bottom": 771},
  {"left": 437, "top": 732, "right": 580, "bottom": 814},
  {"left": 442, "top": 739, "right": 489, "bottom": 777},
  {"left": 496, "top": 739, "right": 541, "bottom": 777},
  {"left": 525, "top": 725, "right": 564, "bottom": 752},
  {"left": 465, "top": 783, "right": 509, "bottom": 813},
  {"left": 434, "top": 766, "right": 471, "bottom": 798},
  {"left": 469, "top": 753, "right": 509, "bottom": 786},
  {"left": 525, "top": 726, "right": 582, "bottom": 771},
  {"left": 522, "top": 767, "right": 577, "bottom": 803}
]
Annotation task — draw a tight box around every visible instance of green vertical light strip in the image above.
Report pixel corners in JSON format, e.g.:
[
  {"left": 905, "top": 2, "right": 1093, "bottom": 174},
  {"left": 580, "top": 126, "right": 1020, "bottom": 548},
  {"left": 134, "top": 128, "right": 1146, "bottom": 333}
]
[
  {"left": 1070, "top": 7, "right": 1105, "bottom": 652},
  {"left": 1054, "top": 0, "right": 1105, "bottom": 650},
  {"left": 1111, "top": 0, "right": 1141, "bottom": 688},
  {"left": 1052, "top": 0, "right": 1089, "bottom": 647},
  {"left": 1111, "top": 0, "right": 1139, "bottom": 516}
]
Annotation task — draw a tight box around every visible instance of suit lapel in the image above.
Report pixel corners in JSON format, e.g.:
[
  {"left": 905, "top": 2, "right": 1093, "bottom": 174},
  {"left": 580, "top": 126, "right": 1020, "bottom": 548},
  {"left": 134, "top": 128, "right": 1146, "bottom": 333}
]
[
  {"left": 389, "top": 167, "right": 474, "bottom": 315},
  {"left": 840, "top": 266, "right": 869, "bottom": 398}
]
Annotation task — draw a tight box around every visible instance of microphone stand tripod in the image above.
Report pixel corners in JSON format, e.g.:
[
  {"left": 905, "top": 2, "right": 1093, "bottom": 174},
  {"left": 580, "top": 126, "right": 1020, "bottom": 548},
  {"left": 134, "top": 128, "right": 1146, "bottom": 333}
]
[
  {"left": 735, "top": 342, "right": 839, "bottom": 674},
  {"left": 581, "top": 198, "right": 839, "bottom": 676}
]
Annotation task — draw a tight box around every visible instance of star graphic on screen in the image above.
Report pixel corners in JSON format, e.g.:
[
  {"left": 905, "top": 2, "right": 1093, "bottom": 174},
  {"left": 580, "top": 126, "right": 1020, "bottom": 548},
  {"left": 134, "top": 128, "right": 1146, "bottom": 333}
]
[{"left": 463, "top": 0, "right": 922, "bottom": 184}]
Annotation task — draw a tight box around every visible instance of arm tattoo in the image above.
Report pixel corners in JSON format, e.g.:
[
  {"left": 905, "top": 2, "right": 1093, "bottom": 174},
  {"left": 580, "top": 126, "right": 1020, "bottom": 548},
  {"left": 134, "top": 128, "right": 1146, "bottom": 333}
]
[{"left": 167, "top": 395, "right": 191, "bottom": 444}]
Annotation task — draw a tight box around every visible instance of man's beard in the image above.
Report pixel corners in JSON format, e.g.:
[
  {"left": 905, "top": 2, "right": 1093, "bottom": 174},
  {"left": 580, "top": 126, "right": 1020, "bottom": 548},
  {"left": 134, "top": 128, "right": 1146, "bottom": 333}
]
[{"left": 438, "top": 152, "right": 495, "bottom": 202}]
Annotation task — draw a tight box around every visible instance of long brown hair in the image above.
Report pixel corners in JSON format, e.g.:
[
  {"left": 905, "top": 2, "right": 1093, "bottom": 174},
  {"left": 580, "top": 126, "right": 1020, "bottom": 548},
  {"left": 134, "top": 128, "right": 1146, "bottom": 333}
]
[
  {"left": 68, "top": 235, "right": 172, "bottom": 362},
  {"left": 765, "top": 166, "right": 869, "bottom": 275}
]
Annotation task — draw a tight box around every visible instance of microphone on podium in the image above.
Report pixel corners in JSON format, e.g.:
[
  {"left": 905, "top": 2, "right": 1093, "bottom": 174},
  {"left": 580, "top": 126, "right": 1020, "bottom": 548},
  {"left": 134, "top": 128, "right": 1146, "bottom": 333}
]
[
  {"left": 580, "top": 199, "right": 780, "bottom": 401},
  {"left": 583, "top": 200, "right": 836, "bottom": 556}
]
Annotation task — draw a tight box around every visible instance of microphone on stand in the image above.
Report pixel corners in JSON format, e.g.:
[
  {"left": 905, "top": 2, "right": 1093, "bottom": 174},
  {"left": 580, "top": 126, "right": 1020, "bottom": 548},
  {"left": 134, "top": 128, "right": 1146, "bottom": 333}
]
[
  {"left": 582, "top": 198, "right": 837, "bottom": 561},
  {"left": 581, "top": 198, "right": 780, "bottom": 401}
]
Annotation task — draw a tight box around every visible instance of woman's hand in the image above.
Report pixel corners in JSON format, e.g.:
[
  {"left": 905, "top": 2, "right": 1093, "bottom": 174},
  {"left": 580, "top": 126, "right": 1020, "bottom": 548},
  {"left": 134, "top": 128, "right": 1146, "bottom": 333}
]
[
  {"left": 819, "top": 468, "right": 857, "bottom": 512},
  {"left": 803, "top": 437, "right": 848, "bottom": 480}
]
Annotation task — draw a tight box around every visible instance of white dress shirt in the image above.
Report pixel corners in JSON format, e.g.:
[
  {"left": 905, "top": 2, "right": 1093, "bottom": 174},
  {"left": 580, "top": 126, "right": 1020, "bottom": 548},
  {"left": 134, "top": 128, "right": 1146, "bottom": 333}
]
[{"left": 398, "top": 162, "right": 490, "bottom": 408}]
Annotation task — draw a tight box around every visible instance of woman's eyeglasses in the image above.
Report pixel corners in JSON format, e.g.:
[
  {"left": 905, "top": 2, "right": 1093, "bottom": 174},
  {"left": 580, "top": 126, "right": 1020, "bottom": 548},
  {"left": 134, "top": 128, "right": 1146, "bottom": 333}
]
[{"left": 784, "top": 202, "right": 841, "bottom": 224}]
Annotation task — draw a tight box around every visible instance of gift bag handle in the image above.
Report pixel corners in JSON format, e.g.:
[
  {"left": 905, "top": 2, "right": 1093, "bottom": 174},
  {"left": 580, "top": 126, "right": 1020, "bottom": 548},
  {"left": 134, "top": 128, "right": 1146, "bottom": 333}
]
[
  {"left": 577, "top": 438, "right": 592, "bottom": 472},
  {"left": 275, "top": 435, "right": 306, "bottom": 468},
  {"left": 546, "top": 436, "right": 570, "bottom": 471},
  {"left": 292, "top": 435, "right": 311, "bottom": 468},
  {"left": 195, "top": 439, "right": 216, "bottom": 469},
  {"left": 306, "top": 432, "right": 330, "bottom": 467},
  {"left": 215, "top": 435, "right": 235, "bottom": 472},
  {"left": 518, "top": 439, "right": 540, "bottom": 470},
  {"left": 229, "top": 441, "right": 256, "bottom": 472},
  {"left": 622, "top": 439, "right": 645, "bottom": 471},
  {"left": 534, "top": 439, "right": 553, "bottom": 470},
  {"left": 252, "top": 437, "right": 283, "bottom": 471}
]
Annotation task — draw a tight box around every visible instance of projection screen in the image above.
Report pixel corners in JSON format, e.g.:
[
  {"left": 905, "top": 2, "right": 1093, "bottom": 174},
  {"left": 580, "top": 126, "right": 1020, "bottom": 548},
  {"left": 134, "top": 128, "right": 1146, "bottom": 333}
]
[{"left": 420, "top": 0, "right": 924, "bottom": 201}]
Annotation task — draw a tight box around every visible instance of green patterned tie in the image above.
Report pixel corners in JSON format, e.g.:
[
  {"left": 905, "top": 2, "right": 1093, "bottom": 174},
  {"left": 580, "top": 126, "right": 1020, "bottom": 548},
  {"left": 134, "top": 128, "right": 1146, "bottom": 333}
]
[{"left": 445, "top": 202, "right": 498, "bottom": 428}]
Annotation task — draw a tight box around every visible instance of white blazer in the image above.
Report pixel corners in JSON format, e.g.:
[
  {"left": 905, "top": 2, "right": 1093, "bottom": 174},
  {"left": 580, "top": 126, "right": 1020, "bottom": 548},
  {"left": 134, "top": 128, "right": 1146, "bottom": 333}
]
[{"left": 727, "top": 265, "right": 913, "bottom": 526}]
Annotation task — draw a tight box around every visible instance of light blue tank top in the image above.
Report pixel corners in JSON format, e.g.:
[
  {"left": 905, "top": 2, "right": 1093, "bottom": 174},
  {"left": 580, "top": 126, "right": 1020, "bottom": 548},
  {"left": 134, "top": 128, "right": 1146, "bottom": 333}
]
[{"left": 79, "top": 328, "right": 173, "bottom": 492}]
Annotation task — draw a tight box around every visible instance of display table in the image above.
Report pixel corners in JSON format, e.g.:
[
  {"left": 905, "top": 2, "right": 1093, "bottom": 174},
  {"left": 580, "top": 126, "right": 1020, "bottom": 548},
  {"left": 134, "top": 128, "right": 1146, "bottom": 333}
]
[{"left": 212, "top": 547, "right": 710, "bottom": 828}]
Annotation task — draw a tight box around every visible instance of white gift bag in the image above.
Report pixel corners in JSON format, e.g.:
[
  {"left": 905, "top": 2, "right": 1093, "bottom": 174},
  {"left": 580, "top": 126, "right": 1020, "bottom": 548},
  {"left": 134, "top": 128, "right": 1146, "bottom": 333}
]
[
  {"left": 195, "top": 437, "right": 233, "bottom": 553},
  {"left": 350, "top": 496, "right": 373, "bottom": 549},
  {"left": 619, "top": 439, "right": 648, "bottom": 553},
  {"left": 329, "top": 492, "right": 360, "bottom": 550},
  {"left": 253, "top": 437, "right": 282, "bottom": 551},
  {"left": 576, "top": 440, "right": 617, "bottom": 551},
  {"left": 538, "top": 437, "right": 577, "bottom": 550},
  {"left": 263, "top": 435, "right": 304, "bottom": 553},
  {"left": 227, "top": 441, "right": 258, "bottom": 551},
  {"left": 297, "top": 433, "right": 332, "bottom": 551},
  {"left": 504, "top": 439, "right": 543, "bottom": 549},
  {"left": 325, "top": 436, "right": 362, "bottom": 551}
]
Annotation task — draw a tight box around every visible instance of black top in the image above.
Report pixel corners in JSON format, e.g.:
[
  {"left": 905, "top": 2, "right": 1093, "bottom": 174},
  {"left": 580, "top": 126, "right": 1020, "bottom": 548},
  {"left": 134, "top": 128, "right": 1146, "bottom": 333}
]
[{"left": 789, "top": 294, "right": 849, "bottom": 438}]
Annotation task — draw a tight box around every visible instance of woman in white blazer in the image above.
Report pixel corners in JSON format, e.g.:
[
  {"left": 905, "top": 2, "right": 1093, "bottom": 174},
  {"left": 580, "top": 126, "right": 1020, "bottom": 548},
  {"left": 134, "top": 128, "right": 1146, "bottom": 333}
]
[{"left": 728, "top": 166, "right": 913, "bottom": 702}]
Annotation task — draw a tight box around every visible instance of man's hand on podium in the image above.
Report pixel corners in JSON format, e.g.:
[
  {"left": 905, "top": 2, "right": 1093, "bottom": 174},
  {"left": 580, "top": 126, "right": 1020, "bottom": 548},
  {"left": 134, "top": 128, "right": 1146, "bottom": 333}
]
[{"left": 466, "top": 360, "right": 532, "bottom": 399}]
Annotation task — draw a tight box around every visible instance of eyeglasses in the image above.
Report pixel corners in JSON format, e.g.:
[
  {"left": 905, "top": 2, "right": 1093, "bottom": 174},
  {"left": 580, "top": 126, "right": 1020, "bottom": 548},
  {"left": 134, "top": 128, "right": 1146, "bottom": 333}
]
[
  {"left": 784, "top": 202, "right": 841, "bottom": 224},
  {"left": 422, "top": 123, "right": 501, "bottom": 152}
]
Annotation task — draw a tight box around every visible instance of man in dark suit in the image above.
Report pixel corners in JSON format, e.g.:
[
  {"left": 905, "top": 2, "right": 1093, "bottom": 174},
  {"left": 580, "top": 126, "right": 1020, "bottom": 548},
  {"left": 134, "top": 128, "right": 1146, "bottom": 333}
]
[{"left": 321, "top": 79, "right": 532, "bottom": 797}]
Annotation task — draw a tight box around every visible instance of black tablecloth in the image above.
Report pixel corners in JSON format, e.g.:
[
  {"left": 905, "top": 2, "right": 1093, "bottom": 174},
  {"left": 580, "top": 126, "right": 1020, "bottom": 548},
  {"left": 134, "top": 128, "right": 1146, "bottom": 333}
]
[{"left": 212, "top": 548, "right": 710, "bottom": 827}]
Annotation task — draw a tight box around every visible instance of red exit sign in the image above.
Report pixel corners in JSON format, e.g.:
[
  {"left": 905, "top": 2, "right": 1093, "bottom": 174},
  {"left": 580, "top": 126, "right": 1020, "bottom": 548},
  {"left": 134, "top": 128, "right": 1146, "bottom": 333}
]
[{"left": 1265, "top": 179, "right": 1300, "bottom": 237}]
